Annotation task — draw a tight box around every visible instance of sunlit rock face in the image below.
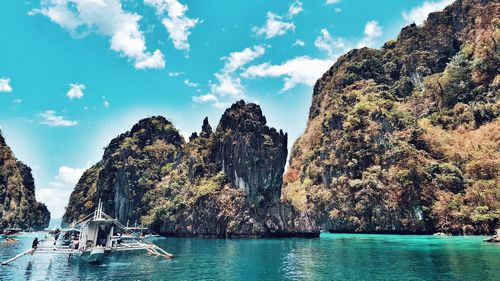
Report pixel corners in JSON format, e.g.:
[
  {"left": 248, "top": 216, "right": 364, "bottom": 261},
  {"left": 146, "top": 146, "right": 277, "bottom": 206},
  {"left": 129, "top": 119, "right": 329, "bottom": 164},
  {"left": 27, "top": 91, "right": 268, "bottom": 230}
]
[
  {"left": 284, "top": 0, "right": 500, "bottom": 235},
  {"left": 63, "top": 116, "right": 184, "bottom": 225},
  {"left": 0, "top": 131, "right": 50, "bottom": 230}
]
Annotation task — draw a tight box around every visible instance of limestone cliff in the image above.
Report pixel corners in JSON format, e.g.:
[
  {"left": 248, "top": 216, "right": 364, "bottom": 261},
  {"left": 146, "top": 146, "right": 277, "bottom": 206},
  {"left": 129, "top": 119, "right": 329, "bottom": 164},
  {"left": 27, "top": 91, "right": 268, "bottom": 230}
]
[
  {"left": 63, "top": 116, "right": 184, "bottom": 225},
  {"left": 63, "top": 102, "right": 318, "bottom": 237},
  {"left": 0, "top": 130, "right": 50, "bottom": 230},
  {"left": 284, "top": 0, "right": 499, "bottom": 235},
  {"left": 214, "top": 101, "right": 287, "bottom": 205}
]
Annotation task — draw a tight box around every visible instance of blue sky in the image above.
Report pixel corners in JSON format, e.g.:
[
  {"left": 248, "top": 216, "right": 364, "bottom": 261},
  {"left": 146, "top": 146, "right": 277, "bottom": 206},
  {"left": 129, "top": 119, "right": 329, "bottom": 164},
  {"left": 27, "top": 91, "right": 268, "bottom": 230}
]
[{"left": 0, "top": 0, "right": 453, "bottom": 218}]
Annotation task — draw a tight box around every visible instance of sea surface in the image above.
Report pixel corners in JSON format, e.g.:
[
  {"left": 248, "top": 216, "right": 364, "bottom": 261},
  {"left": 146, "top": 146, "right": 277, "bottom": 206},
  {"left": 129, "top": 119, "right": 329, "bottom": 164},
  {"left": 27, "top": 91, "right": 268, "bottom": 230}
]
[{"left": 1, "top": 233, "right": 499, "bottom": 280}]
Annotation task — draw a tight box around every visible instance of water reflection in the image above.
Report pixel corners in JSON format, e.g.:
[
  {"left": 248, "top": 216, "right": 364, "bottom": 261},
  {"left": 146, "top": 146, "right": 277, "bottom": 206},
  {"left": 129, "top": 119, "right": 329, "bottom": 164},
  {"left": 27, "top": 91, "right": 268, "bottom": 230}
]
[
  {"left": 24, "top": 261, "right": 33, "bottom": 280},
  {"left": 1, "top": 234, "right": 499, "bottom": 281}
]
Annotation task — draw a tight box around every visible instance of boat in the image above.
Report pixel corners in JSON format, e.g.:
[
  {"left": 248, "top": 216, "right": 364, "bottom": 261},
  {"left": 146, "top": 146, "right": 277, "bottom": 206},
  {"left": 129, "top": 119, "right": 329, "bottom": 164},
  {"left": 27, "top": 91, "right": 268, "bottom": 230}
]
[
  {"left": 484, "top": 229, "right": 500, "bottom": 243},
  {"left": 60, "top": 227, "right": 80, "bottom": 246},
  {"left": 1, "top": 200, "right": 174, "bottom": 266},
  {"left": 124, "top": 223, "right": 161, "bottom": 239},
  {"left": 1, "top": 227, "right": 22, "bottom": 237}
]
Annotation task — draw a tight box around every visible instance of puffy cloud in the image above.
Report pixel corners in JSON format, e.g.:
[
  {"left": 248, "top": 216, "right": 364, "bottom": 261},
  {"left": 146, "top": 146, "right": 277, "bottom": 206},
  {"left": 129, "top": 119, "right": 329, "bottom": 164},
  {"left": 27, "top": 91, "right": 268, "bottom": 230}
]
[
  {"left": 402, "top": 0, "right": 453, "bottom": 25},
  {"left": 288, "top": 0, "right": 303, "bottom": 17},
  {"left": 0, "top": 78, "right": 12, "bottom": 93},
  {"left": 314, "top": 28, "right": 346, "bottom": 57},
  {"left": 37, "top": 165, "right": 86, "bottom": 218},
  {"left": 223, "top": 45, "right": 266, "bottom": 74},
  {"left": 293, "top": 39, "right": 305, "bottom": 47},
  {"left": 55, "top": 166, "right": 86, "bottom": 186},
  {"left": 144, "top": 0, "right": 199, "bottom": 51},
  {"left": 326, "top": 0, "right": 341, "bottom": 4},
  {"left": 210, "top": 45, "right": 266, "bottom": 97},
  {"left": 243, "top": 56, "right": 334, "bottom": 92},
  {"left": 39, "top": 110, "right": 78, "bottom": 127},
  {"left": 33, "top": 0, "right": 165, "bottom": 70},
  {"left": 252, "top": 12, "right": 295, "bottom": 39},
  {"left": 12, "top": 99, "right": 22, "bottom": 104},
  {"left": 66, "top": 83, "right": 85, "bottom": 99},
  {"left": 357, "top": 20, "right": 383, "bottom": 48},
  {"left": 183, "top": 79, "right": 198, "bottom": 88},
  {"left": 194, "top": 45, "right": 265, "bottom": 107},
  {"left": 193, "top": 94, "right": 218, "bottom": 103},
  {"left": 134, "top": 49, "right": 165, "bottom": 69}
]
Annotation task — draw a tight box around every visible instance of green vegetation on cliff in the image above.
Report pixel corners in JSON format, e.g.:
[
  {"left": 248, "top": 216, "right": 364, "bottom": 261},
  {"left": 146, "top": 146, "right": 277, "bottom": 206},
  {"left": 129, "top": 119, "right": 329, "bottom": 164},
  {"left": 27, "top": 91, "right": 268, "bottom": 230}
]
[
  {"left": 0, "top": 130, "right": 50, "bottom": 230},
  {"left": 284, "top": 0, "right": 499, "bottom": 235},
  {"left": 63, "top": 102, "right": 317, "bottom": 237}
]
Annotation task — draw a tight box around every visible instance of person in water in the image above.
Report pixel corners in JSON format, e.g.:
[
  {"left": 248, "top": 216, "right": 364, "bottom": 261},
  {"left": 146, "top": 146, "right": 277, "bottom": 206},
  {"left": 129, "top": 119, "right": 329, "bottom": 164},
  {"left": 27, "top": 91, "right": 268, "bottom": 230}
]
[{"left": 5, "top": 237, "right": 17, "bottom": 243}]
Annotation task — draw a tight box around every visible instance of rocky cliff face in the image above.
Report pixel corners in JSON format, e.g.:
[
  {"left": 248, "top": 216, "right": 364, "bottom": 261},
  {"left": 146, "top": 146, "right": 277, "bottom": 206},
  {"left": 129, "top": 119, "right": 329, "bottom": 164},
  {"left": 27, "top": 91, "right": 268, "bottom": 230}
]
[
  {"left": 214, "top": 101, "right": 288, "bottom": 205},
  {"left": 284, "top": 0, "right": 499, "bottom": 235},
  {"left": 63, "top": 101, "right": 318, "bottom": 237},
  {"left": 0, "top": 130, "right": 50, "bottom": 230},
  {"left": 63, "top": 116, "right": 184, "bottom": 225}
]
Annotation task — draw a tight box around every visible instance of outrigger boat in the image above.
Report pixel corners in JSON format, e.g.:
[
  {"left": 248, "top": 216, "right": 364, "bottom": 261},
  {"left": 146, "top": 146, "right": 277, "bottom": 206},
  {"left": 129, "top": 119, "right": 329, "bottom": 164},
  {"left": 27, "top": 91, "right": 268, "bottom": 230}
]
[
  {"left": 124, "top": 221, "right": 161, "bottom": 239},
  {"left": 2, "top": 200, "right": 173, "bottom": 265},
  {"left": 1, "top": 227, "right": 22, "bottom": 238}
]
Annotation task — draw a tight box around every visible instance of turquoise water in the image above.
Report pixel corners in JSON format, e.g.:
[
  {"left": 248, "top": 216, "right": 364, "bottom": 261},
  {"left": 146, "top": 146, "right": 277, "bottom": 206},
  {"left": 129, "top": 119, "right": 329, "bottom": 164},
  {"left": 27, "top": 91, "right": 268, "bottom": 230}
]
[{"left": 1, "top": 233, "right": 499, "bottom": 280}]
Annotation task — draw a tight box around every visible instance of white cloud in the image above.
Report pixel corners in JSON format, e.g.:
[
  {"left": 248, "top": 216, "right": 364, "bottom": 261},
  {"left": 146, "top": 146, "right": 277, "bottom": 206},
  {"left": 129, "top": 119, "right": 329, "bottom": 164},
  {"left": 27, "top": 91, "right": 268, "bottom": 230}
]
[
  {"left": 335, "top": 8, "right": 342, "bottom": 13},
  {"left": 37, "top": 165, "right": 86, "bottom": 218},
  {"left": 183, "top": 79, "right": 198, "bottom": 88},
  {"left": 66, "top": 83, "right": 85, "bottom": 99},
  {"left": 102, "top": 96, "right": 110, "bottom": 108},
  {"left": 194, "top": 45, "right": 265, "bottom": 107},
  {"left": 293, "top": 39, "right": 305, "bottom": 47},
  {"left": 243, "top": 56, "right": 334, "bottom": 92},
  {"left": 12, "top": 99, "right": 22, "bottom": 104},
  {"left": 33, "top": 0, "right": 165, "bottom": 70},
  {"left": 357, "top": 20, "right": 383, "bottom": 48},
  {"left": 252, "top": 12, "right": 295, "bottom": 39},
  {"left": 144, "top": 0, "right": 199, "bottom": 51},
  {"left": 0, "top": 78, "right": 12, "bottom": 93},
  {"left": 134, "top": 49, "right": 165, "bottom": 69},
  {"left": 314, "top": 28, "right": 346, "bottom": 57},
  {"left": 223, "top": 45, "right": 266, "bottom": 73},
  {"left": 326, "top": 0, "right": 341, "bottom": 4},
  {"left": 210, "top": 45, "right": 266, "bottom": 97},
  {"left": 288, "top": 0, "right": 303, "bottom": 17},
  {"left": 39, "top": 110, "right": 78, "bottom": 127},
  {"left": 168, "top": 71, "right": 184, "bottom": 77},
  {"left": 193, "top": 94, "right": 218, "bottom": 103},
  {"left": 402, "top": 0, "right": 453, "bottom": 25},
  {"left": 55, "top": 166, "right": 86, "bottom": 186}
]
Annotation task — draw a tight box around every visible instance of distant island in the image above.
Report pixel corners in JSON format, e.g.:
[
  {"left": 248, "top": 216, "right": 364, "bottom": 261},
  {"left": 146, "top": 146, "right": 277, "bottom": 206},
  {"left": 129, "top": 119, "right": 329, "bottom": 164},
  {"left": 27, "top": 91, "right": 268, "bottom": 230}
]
[{"left": 1, "top": 0, "right": 498, "bottom": 237}]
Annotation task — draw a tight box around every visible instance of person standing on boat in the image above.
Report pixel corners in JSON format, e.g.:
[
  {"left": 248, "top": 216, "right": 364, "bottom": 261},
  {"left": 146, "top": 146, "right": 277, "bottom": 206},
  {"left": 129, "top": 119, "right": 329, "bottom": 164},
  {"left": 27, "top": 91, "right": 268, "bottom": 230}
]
[
  {"left": 31, "top": 237, "right": 38, "bottom": 255},
  {"left": 53, "top": 228, "right": 60, "bottom": 245}
]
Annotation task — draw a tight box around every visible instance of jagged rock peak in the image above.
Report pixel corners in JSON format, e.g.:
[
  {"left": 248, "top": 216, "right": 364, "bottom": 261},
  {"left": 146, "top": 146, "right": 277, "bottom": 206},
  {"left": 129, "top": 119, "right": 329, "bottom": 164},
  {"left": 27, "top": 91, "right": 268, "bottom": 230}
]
[
  {"left": 103, "top": 115, "right": 184, "bottom": 159},
  {"left": 215, "top": 100, "right": 288, "bottom": 205},
  {"left": 189, "top": 132, "right": 199, "bottom": 141},
  {"left": 200, "top": 117, "right": 213, "bottom": 138},
  {"left": 218, "top": 100, "right": 267, "bottom": 132}
]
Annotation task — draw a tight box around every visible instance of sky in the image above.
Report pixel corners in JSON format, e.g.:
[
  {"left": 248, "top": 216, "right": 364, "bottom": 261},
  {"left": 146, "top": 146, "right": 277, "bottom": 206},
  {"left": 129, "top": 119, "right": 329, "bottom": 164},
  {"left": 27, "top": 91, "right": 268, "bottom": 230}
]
[{"left": 0, "top": 0, "right": 454, "bottom": 219}]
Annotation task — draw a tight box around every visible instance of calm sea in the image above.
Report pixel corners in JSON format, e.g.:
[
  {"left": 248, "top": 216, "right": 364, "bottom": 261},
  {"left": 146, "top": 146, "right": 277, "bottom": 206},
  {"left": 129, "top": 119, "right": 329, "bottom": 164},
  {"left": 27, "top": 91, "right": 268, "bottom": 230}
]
[{"left": 1, "top": 233, "right": 499, "bottom": 280}]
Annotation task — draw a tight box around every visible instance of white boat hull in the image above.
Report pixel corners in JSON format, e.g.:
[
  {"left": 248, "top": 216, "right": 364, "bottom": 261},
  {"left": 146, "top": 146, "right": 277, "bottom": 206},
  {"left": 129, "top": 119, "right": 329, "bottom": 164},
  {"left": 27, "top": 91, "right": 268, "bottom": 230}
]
[{"left": 85, "top": 247, "right": 105, "bottom": 264}]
